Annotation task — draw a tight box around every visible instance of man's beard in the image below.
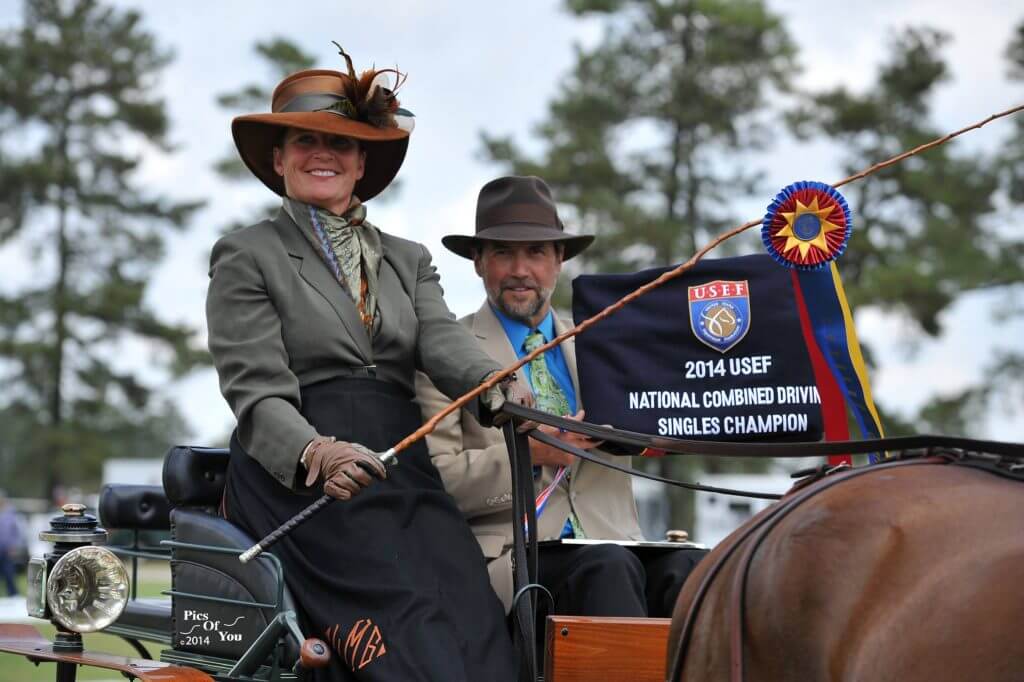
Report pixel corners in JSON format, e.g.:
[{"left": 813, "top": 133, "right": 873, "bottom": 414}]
[{"left": 487, "top": 278, "right": 553, "bottom": 325}]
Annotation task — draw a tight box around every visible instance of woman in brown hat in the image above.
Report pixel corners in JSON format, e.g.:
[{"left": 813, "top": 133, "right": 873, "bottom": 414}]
[{"left": 206, "top": 49, "right": 524, "bottom": 681}]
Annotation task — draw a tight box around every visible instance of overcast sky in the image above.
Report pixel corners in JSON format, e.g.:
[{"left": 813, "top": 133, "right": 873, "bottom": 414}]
[{"left": 1, "top": 0, "right": 1021, "bottom": 444}]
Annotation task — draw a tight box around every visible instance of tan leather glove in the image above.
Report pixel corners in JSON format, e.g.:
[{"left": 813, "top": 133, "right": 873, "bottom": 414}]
[
  {"left": 480, "top": 372, "right": 535, "bottom": 425},
  {"left": 302, "top": 436, "right": 387, "bottom": 500}
]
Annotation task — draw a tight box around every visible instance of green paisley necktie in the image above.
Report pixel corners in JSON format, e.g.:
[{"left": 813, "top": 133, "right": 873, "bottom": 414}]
[
  {"left": 524, "top": 330, "right": 584, "bottom": 538},
  {"left": 524, "top": 331, "right": 570, "bottom": 416}
]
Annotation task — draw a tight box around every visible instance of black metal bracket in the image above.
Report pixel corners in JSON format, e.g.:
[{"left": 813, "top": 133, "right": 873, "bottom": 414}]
[{"left": 503, "top": 420, "right": 541, "bottom": 682}]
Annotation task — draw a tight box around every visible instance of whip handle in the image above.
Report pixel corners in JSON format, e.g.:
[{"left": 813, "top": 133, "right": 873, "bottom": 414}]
[
  {"left": 239, "top": 494, "right": 332, "bottom": 563},
  {"left": 239, "top": 448, "right": 397, "bottom": 563}
]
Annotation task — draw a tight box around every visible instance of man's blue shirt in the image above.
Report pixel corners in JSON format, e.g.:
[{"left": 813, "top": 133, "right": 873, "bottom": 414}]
[
  {"left": 491, "top": 304, "right": 578, "bottom": 414},
  {"left": 493, "top": 304, "right": 580, "bottom": 538}
]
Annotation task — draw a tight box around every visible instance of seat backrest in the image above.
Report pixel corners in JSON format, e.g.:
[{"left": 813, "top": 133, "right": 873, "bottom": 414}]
[
  {"left": 163, "top": 445, "right": 299, "bottom": 664},
  {"left": 99, "top": 484, "right": 172, "bottom": 531},
  {"left": 170, "top": 508, "right": 299, "bottom": 661},
  {"left": 162, "top": 445, "right": 230, "bottom": 511}
]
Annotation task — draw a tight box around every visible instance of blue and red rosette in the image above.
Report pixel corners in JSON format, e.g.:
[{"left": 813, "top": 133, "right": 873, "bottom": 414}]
[{"left": 762, "top": 181, "right": 852, "bottom": 270}]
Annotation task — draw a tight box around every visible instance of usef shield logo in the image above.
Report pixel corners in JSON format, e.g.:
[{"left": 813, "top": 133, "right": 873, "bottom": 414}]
[{"left": 688, "top": 280, "right": 751, "bottom": 353}]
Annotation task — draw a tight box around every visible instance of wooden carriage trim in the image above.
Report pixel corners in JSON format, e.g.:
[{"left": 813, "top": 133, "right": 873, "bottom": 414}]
[
  {"left": 0, "top": 623, "right": 213, "bottom": 681},
  {"left": 544, "top": 615, "right": 671, "bottom": 682}
]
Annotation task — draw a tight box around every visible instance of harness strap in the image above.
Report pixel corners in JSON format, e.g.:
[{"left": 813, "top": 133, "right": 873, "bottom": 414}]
[
  {"left": 502, "top": 422, "right": 540, "bottom": 682},
  {"left": 501, "top": 403, "right": 1024, "bottom": 459},
  {"left": 529, "top": 429, "right": 782, "bottom": 499}
]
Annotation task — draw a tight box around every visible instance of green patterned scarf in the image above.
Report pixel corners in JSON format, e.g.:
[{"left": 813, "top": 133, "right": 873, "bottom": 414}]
[{"left": 284, "top": 196, "right": 382, "bottom": 335}]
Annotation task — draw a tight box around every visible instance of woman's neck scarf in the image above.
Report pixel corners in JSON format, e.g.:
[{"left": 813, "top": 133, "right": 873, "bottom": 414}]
[{"left": 283, "top": 196, "right": 382, "bottom": 335}]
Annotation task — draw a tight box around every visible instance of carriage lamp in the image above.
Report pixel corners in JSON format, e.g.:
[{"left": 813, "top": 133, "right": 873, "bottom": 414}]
[{"left": 26, "top": 503, "right": 129, "bottom": 648}]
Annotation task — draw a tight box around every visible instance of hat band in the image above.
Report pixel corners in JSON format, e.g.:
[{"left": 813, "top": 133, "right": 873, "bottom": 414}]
[
  {"left": 278, "top": 92, "right": 356, "bottom": 119},
  {"left": 479, "top": 203, "right": 560, "bottom": 230}
]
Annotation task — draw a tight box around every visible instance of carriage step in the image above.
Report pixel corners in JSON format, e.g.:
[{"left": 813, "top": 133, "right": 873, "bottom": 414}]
[{"left": 544, "top": 616, "right": 670, "bottom": 682}]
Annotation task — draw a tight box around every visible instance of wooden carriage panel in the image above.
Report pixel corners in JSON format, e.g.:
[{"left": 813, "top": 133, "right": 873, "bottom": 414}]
[
  {"left": 0, "top": 623, "right": 213, "bottom": 681},
  {"left": 544, "top": 615, "right": 671, "bottom": 682}
]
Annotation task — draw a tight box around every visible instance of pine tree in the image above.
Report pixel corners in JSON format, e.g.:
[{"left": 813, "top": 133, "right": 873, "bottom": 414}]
[
  {"left": 481, "top": 0, "right": 798, "bottom": 532},
  {"left": 922, "top": 19, "right": 1024, "bottom": 437},
  {"left": 483, "top": 0, "right": 797, "bottom": 276},
  {"left": 213, "top": 38, "right": 317, "bottom": 181},
  {"left": 791, "top": 27, "right": 1024, "bottom": 435},
  {"left": 210, "top": 38, "right": 316, "bottom": 232},
  {"left": 1003, "top": 21, "right": 1024, "bottom": 206},
  {"left": 0, "top": 0, "right": 206, "bottom": 498}
]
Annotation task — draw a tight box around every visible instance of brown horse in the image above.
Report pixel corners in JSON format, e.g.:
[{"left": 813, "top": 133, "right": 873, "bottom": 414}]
[{"left": 666, "top": 455, "right": 1024, "bottom": 681}]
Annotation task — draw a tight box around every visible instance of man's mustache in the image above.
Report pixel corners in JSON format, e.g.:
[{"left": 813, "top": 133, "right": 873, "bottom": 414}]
[{"left": 500, "top": 279, "right": 540, "bottom": 292}]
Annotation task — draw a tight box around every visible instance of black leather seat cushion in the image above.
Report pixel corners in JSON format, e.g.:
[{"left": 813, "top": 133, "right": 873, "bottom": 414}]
[
  {"left": 99, "top": 485, "right": 172, "bottom": 531},
  {"left": 171, "top": 507, "right": 299, "bottom": 664},
  {"left": 164, "top": 445, "right": 300, "bottom": 665}
]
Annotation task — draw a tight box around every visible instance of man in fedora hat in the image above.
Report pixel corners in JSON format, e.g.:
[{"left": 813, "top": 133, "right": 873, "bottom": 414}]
[{"left": 416, "top": 175, "right": 706, "bottom": 622}]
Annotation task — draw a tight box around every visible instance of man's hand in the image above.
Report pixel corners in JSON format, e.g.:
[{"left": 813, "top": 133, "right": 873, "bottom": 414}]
[
  {"left": 527, "top": 410, "right": 602, "bottom": 468},
  {"left": 480, "top": 372, "right": 535, "bottom": 425}
]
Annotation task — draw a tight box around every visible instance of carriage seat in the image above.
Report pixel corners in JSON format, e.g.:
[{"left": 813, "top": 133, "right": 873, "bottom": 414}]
[
  {"left": 163, "top": 446, "right": 300, "bottom": 663},
  {"left": 99, "top": 484, "right": 173, "bottom": 531},
  {"left": 98, "top": 484, "right": 173, "bottom": 637}
]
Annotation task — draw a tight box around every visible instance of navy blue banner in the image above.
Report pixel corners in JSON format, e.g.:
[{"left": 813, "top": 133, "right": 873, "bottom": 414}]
[{"left": 571, "top": 255, "right": 824, "bottom": 442}]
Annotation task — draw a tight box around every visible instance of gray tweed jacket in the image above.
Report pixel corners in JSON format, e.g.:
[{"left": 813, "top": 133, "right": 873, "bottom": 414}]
[{"left": 206, "top": 209, "right": 499, "bottom": 488}]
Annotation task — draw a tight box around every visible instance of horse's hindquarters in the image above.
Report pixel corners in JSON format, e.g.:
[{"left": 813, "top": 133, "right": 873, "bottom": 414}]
[{"left": 669, "top": 462, "right": 1024, "bottom": 682}]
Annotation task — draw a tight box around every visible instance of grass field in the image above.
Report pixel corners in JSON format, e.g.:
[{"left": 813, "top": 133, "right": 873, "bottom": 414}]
[{"left": 1, "top": 561, "right": 172, "bottom": 682}]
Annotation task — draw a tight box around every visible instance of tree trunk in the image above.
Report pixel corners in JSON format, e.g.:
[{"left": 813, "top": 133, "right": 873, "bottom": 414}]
[
  {"left": 660, "top": 1, "right": 698, "bottom": 535},
  {"left": 47, "top": 125, "right": 70, "bottom": 502}
]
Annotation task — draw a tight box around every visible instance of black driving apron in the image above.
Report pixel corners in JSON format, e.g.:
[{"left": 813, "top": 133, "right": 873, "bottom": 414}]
[{"left": 224, "top": 377, "right": 516, "bottom": 681}]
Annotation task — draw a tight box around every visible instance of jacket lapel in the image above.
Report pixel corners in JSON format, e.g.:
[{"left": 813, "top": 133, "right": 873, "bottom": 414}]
[
  {"left": 272, "top": 210, "right": 373, "bottom": 361},
  {"left": 553, "top": 312, "right": 581, "bottom": 402},
  {"left": 478, "top": 304, "right": 585, "bottom": 483},
  {"left": 472, "top": 302, "right": 530, "bottom": 387},
  {"left": 553, "top": 312, "right": 585, "bottom": 481},
  {"left": 377, "top": 242, "right": 410, "bottom": 344}
]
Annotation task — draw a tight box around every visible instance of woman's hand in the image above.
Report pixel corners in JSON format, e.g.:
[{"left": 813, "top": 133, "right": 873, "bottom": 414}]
[{"left": 303, "top": 436, "right": 387, "bottom": 499}]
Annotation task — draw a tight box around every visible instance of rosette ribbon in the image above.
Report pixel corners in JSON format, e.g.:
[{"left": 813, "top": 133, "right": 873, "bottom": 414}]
[
  {"left": 762, "top": 181, "right": 851, "bottom": 270},
  {"left": 763, "top": 181, "right": 883, "bottom": 463}
]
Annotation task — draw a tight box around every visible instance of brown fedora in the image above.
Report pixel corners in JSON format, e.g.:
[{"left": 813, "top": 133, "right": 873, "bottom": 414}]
[
  {"left": 442, "top": 176, "right": 594, "bottom": 260},
  {"left": 232, "top": 56, "right": 415, "bottom": 201}
]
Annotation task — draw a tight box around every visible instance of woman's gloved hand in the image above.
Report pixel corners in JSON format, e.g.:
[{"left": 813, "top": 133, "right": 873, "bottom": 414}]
[
  {"left": 302, "top": 436, "right": 387, "bottom": 499},
  {"left": 480, "top": 371, "right": 534, "bottom": 425}
]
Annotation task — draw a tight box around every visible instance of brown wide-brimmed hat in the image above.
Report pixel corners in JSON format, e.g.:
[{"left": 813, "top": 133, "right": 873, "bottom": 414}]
[
  {"left": 442, "top": 176, "right": 594, "bottom": 260},
  {"left": 232, "top": 49, "right": 414, "bottom": 201}
]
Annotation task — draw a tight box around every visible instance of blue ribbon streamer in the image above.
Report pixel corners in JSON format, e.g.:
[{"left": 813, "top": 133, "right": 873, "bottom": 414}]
[{"left": 796, "top": 265, "right": 884, "bottom": 461}]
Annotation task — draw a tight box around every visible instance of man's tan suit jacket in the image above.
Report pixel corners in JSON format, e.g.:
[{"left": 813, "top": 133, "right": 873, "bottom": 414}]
[{"left": 416, "top": 302, "right": 644, "bottom": 612}]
